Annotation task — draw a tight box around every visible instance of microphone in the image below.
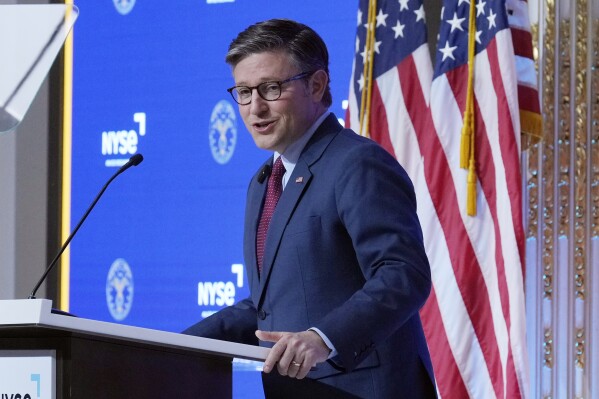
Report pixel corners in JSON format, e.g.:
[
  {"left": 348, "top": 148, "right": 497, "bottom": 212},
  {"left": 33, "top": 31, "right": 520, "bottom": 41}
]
[
  {"left": 257, "top": 164, "right": 271, "bottom": 184},
  {"left": 28, "top": 153, "right": 144, "bottom": 300},
  {"left": 120, "top": 153, "right": 143, "bottom": 170}
]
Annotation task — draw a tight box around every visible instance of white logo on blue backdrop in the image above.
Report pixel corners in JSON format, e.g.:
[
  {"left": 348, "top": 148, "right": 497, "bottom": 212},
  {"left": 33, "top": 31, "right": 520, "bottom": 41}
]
[
  {"left": 101, "top": 112, "right": 146, "bottom": 168},
  {"left": 209, "top": 100, "right": 237, "bottom": 164},
  {"left": 113, "top": 0, "right": 136, "bottom": 15},
  {"left": 106, "top": 258, "right": 134, "bottom": 321}
]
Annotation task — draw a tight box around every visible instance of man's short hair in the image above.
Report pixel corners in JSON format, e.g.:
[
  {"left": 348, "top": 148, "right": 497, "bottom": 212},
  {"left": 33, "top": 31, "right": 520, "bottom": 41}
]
[{"left": 226, "top": 18, "right": 332, "bottom": 107}]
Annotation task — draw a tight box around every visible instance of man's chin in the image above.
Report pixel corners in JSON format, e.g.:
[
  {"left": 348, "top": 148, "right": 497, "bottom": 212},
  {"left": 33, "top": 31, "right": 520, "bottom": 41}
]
[{"left": 253, "top": 137, "right": 280, "bottom": 153}]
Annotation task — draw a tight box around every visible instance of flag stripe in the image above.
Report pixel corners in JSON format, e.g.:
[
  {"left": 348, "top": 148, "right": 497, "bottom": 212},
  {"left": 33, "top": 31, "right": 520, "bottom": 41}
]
[
  {"left": 493, "top": 33, "right": 526, "bottom": 266},
  {"left": 517, "top": 83, "right": 541, "bottom": 113},
  {"left": 491, "top": 30, "right": 529, "bottom": 397},
  {"left": 369, "top": 82, "right": 396, "bottom": 157},
  {"left": 514, "top": 56, "right": 538, "bottom": 92},
  {"left": 510, "top": 28, "right": 534, "bottom": 58}
]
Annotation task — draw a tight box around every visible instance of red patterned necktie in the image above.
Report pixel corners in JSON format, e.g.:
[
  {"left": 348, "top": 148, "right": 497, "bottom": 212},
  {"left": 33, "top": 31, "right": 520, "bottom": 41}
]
[{"left": 256, "top": 157, "right": 285, "bottom": 273}]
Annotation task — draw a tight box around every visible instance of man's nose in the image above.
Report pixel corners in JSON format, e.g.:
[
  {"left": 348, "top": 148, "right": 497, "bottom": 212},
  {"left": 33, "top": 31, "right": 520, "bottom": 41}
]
[{"left": 249, "top": 90, "right": 268, "bottom": 114}]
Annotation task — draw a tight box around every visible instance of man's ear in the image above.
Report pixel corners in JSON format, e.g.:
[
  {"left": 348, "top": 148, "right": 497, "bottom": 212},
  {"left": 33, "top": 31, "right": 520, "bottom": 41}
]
[{"left": 309, "top": 70, "right": 329, "bottom": 102}]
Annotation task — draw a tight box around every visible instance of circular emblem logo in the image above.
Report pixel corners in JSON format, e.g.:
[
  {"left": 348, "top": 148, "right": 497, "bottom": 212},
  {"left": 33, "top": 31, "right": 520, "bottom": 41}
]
[
  {"left": 106, "top": 258, "right": 134, "bottom": 321},
  {"left": 209, "top": 100, "right": 237, "bottom": 164},
  {"left": 113, "top": 0, "right": 136, "bottom": 15}
]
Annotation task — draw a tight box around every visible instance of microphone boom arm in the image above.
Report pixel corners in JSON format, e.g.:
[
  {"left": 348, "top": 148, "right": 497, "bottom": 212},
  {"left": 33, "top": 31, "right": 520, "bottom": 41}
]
[{"left": 28, "top": 154, "right": 143, "bottom": 299}]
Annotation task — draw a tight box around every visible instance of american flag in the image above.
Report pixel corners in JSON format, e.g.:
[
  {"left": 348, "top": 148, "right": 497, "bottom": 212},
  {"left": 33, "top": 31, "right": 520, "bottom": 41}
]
[{"left": 346, "top": 0, "right": 532, "bottom": 397}]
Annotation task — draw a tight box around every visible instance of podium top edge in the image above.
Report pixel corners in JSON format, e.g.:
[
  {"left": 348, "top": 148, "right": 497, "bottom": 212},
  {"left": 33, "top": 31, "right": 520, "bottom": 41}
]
[{"left": 0, "top": 299, "right": 268, "bottom": 362}]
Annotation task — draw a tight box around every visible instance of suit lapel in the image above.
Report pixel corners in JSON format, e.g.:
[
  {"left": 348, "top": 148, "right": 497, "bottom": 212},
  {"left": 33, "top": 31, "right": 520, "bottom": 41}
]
[
  {"left": 257, "top": 163, "right": 312, "bottom": 298},
  {"left": 246, "top": 161, "right": 270, "bottom": 301},
  {"left": 255, "top": 114, "right": 343, "bottom": 303}
]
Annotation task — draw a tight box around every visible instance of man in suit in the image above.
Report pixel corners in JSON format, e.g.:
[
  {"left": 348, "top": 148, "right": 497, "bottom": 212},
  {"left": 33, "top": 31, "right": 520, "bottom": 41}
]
[{"left": 184, "top": 19, "right": 436, "bottom": 398}]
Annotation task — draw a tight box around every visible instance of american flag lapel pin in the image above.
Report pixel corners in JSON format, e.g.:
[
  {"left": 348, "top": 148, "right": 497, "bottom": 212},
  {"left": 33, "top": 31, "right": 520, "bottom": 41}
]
[{"left": 295, "top": 176, "right": 303, "bottom": 183}]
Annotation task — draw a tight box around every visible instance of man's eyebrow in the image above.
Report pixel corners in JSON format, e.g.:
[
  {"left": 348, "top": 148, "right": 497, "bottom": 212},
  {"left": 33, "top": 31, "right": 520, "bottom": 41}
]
[{"left": 233, "top": 76, "right": 285, "bottom": 86}]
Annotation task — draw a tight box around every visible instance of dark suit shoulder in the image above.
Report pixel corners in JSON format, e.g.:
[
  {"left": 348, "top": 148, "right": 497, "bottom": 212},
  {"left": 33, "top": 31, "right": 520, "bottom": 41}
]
[{"left": 327, "top": 129, "right": 407, "bottom": 176}]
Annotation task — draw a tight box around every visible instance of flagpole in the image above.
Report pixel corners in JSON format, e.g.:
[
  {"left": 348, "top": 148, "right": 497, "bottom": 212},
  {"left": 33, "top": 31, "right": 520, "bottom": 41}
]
[
  {"left": 461, "top": 0, "right": 478, "bottom": 216},
  {"left": 358, "top": 0, "right": 377, "bottom": 137}
]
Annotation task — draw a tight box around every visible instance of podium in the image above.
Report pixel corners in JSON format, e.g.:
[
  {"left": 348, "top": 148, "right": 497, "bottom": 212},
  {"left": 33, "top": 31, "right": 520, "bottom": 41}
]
[{"left": 0, "top": 299, "right": 268, "bottom": 398}]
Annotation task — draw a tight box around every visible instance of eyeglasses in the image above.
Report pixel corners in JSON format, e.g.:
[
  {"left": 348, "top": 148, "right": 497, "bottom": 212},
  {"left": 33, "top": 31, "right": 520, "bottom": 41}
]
[{"left": 227, "top": 71, "right": 315, "bottom": 105}]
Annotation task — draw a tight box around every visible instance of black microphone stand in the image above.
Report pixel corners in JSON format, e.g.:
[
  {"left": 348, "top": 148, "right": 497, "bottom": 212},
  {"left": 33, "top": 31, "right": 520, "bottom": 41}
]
[{"left": 28, "top": 154, "right": 143, "bottom": 300}]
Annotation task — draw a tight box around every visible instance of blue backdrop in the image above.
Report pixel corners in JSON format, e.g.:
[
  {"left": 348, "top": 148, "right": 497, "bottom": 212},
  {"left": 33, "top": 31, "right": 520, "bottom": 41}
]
[{"left": 70, "top": 1, "right": 355, "bottom": 397}]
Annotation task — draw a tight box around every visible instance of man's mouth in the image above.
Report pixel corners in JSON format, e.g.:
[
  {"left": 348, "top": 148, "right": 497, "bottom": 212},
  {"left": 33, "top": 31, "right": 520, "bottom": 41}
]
[{"left": 253, "top": 120, "right": 275, "bottom": 132}]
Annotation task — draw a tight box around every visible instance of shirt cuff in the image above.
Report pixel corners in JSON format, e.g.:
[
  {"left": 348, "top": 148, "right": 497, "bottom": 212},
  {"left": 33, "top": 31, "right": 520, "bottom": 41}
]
[{"left": 309, "top": 327, "right": 338, "bottom": 359}]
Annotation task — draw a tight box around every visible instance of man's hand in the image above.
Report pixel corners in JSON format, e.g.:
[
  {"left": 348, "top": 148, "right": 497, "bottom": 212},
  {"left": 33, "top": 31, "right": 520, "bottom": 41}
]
[{"left": 256, "top": 330, "right": 331, "bottom": 379}]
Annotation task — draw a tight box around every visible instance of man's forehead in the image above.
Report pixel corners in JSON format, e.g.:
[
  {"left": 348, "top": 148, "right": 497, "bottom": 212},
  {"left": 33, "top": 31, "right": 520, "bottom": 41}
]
[
  {"left": 233, "top": 50, "right": 292, "bottom": 67},
  {"left": 232, "top": 51, "right": 297, "bottom": 82}
]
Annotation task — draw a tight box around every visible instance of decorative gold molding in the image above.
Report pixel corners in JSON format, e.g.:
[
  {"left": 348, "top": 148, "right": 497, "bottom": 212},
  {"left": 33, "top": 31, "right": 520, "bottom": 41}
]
[
  {"left": 592, "top": 18, "right": 599, "bottom": 238},
  {"left": 573, "top": 0, "right": 588, "bottom": 300},
  {"left": 575, "top": 328, "right": 585, "bottom": 368},
  {"left": 558, "top": 19, "right": 570, "bottom": 238},
  {"left": 544, "top": 327, "right": 554, "bottom": 367},
  {"left": 528, "top": 23, "right": 540, "bottom": 240},
  {"left": 542, "top": 0, "right": 556, "bottom": 299},
  {"left": 529, "top": 1, "right": 599, "bottom": 397}
]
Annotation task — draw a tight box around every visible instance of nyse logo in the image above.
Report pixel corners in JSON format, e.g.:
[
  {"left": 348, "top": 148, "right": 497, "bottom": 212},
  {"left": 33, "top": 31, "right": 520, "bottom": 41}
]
[
  {"left": 101, "top": 112, "right": 146, "bottom": 167},
  {"left": 198, "top": 264, "right": 244, "bottom": 317}
]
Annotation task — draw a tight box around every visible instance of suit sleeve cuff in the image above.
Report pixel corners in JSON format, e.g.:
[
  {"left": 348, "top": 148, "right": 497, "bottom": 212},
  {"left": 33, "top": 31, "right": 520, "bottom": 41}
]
[{"left": 309, "top": 327, "right": 338, "bottom": 359}]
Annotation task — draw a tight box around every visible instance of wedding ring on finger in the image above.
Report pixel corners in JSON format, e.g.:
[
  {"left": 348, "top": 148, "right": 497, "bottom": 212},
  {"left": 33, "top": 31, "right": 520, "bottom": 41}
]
[{"left": 291, "top": 361, "right": 302, "bottom": 367}]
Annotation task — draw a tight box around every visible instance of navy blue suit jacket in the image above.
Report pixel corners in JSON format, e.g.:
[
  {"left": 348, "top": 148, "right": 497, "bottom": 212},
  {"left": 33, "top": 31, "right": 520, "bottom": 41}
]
[{"left": 184, "top": 114, "right": 436, "bottom": 398}]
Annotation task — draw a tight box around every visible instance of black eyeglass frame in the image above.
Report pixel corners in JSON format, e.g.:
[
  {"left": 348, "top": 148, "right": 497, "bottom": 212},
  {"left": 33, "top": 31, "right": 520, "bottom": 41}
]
[{"left": 226, "top": 71, "right": 316, "bottom": 105}]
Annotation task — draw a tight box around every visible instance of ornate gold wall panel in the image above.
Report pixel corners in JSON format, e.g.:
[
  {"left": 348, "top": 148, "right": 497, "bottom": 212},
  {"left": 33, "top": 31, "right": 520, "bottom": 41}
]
[
  {"left": 592, "top": 17, "right": 599, "bottom": 237},
  {"left": 526, "top": 0, "right": 598, "bottom": 397}
]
